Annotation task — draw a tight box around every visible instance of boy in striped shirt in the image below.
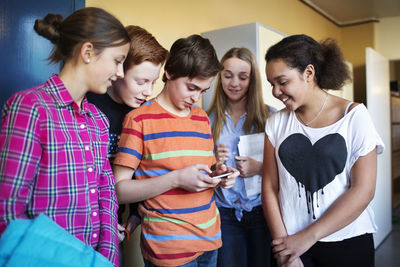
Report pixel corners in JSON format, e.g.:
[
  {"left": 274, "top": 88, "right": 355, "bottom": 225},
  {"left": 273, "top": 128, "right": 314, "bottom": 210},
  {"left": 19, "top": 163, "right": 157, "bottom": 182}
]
[{"left": 113, "top": 35, "right": 239, "bottom": 267}]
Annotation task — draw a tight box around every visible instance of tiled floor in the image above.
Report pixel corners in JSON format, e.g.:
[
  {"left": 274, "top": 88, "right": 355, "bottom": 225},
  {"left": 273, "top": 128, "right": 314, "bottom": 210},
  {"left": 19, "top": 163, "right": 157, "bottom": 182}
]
[{"left": 375, "top": 207, "right": 400, "bottom": 267}]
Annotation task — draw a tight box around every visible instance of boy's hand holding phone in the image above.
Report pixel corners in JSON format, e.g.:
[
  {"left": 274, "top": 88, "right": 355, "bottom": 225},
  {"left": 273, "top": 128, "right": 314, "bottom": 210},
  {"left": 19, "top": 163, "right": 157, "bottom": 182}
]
[{"left": 211, "top": 163, "right": 239, "bottom": 189}]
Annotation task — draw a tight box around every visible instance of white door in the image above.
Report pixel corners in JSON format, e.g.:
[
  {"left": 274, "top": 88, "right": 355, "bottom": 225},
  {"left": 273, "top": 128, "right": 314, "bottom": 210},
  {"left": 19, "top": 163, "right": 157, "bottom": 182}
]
[{"left": 366, "top": 47, "right": 392, "bottom": 247}]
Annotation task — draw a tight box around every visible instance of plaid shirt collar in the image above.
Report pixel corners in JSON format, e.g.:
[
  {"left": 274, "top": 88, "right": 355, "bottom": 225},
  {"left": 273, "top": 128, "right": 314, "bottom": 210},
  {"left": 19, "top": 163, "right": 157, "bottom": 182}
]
[{"left": 45, "top": 74, "right": 94, "bottom": 117}]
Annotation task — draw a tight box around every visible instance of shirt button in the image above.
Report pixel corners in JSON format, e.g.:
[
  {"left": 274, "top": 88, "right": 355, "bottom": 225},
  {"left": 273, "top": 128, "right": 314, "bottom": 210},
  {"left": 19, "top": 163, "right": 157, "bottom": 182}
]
[
  {"left": 91, "top": 189, "right": 96, "bottom": 194},
  {"left": 85, "top": 145, "right": 90, "bottom": 151},
  {"left": 93, "top": 233, "right": 97, "bottom": 238},
  {"left": 93, "top": 212, "right": 97, "bottom": 216},
  {"left": 88, "top": 167, "right": 93, "bottom": 172},
  {"left": 80, "top": 124, "right": 85, "bottom": 129}
]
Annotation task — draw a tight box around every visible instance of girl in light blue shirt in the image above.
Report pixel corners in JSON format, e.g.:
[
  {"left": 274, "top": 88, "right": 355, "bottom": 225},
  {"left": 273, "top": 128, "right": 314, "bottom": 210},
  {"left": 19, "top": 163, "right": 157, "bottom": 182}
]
[{"left": 207, "top": 47, "right": 276, "bottom": 267}]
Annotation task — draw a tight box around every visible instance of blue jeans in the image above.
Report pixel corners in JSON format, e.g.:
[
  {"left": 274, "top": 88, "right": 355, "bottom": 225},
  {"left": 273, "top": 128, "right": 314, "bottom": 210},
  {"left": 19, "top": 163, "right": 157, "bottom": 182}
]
[
  {"left": 217, "top": 206, "right": 272, "bottom": 267},
  {"left": 144, "top": 249, "right": 218, "bottom": 267}
]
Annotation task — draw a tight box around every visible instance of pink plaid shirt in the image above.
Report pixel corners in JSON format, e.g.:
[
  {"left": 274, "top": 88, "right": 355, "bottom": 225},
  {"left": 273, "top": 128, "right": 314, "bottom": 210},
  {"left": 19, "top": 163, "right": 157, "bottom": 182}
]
[{"left": 0, "top": 74, "right": 119, "bottom": 266}]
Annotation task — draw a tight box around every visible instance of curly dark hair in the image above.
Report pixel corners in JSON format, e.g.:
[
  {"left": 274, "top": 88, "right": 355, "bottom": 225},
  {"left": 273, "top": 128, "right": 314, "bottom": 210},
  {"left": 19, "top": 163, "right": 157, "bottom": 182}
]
[{"left": 265, "top": 34, "right": 351, "bottom": 90}]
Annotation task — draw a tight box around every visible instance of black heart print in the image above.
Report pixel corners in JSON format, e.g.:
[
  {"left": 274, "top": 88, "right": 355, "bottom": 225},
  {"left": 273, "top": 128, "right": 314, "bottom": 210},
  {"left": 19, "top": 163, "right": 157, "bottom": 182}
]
[{"left": 278, "top": 133, "right": 347, "bottom": 219}]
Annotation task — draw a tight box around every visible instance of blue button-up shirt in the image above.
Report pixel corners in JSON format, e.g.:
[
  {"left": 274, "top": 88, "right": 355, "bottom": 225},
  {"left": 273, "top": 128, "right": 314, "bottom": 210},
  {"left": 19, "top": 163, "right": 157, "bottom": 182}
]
[
  {"left": 209, "top": 107, "right": 276, "bottom": 221},
  {"left": 209, "top": 112, "right": 259, "bottom": 221}
]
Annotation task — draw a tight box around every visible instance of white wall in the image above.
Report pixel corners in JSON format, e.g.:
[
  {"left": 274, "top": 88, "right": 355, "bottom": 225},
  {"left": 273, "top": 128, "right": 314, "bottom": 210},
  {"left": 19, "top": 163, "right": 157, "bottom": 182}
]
[{"left": 366, "top": 48, "right": 392, "bottom": 247}]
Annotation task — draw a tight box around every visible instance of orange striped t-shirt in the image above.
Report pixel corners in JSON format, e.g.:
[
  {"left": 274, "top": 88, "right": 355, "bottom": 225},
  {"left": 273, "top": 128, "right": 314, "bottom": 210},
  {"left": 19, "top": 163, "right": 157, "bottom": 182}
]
[{"left": 113, "top": 99, "right": 221, "bottom": 266}]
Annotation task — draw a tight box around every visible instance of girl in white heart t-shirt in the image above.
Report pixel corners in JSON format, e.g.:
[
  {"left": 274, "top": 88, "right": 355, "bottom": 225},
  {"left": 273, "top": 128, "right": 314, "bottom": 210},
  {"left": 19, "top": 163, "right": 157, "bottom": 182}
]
[{"left": 262, "top": 34, "right": 384, "bottom": 267}]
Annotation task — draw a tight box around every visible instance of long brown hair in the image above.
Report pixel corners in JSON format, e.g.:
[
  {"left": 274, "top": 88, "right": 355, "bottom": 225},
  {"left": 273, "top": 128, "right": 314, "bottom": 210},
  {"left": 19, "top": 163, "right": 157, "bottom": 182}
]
[{"left": 207, "top": 47, "right": 269, "bottom": 142}]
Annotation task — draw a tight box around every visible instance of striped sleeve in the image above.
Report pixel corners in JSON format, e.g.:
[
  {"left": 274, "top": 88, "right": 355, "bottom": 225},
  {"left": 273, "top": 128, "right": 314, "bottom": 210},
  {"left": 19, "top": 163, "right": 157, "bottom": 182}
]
[{"left": 113, "top": 109, "right": 144, "bottom": 169}]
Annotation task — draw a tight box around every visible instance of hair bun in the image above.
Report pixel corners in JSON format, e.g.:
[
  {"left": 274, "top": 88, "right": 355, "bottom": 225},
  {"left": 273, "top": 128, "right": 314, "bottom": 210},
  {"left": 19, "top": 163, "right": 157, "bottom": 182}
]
[{"left": 34, "top": 13, "right": 63, "bottom": 44}]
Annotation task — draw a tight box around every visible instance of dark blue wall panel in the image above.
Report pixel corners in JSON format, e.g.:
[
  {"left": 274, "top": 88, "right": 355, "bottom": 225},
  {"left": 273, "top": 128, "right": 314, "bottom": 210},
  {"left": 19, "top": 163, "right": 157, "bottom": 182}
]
[{"left": 0, "top": 0, "right": 84, "bottom": 109}]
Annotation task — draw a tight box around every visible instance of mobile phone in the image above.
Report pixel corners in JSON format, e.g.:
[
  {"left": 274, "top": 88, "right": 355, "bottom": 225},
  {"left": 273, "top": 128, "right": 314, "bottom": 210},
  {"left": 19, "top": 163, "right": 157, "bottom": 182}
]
[{"left": 212, "top": 172, "right": 233, "bottom": 179}]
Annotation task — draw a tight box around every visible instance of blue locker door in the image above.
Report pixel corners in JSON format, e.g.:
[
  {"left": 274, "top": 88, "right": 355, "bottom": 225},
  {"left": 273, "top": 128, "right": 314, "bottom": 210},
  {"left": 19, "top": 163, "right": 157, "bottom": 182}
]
[{"left": 0, "top": 0, "right": 84, "bottom": 109}]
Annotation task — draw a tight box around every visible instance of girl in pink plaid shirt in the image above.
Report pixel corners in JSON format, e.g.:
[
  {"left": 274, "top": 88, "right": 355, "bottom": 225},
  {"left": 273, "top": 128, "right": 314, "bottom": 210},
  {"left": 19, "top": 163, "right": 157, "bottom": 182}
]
[{"left": 0, "top": 7, "right": 130, "bottom": 266}]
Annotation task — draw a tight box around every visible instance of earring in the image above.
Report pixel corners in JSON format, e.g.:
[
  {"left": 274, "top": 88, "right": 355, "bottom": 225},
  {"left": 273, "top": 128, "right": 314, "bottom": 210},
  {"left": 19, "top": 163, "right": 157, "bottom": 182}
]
[{"left": 86, "top": 59, "right": 90, "bottom": 63}]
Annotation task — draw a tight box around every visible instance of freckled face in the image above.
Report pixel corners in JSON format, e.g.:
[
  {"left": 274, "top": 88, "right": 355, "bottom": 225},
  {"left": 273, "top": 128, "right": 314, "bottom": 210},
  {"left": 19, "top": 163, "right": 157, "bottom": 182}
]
[{"left": 113, "top": 61, "right": 162, "bottom": 108}]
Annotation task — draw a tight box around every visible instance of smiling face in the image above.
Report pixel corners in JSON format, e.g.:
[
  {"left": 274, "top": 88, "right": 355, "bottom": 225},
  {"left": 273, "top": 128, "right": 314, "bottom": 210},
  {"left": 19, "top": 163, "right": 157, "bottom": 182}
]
[
  {"left": 221, "top": 57, "right": 251, "bottom": 104},
  {"left": 163, "top": 72, "right": 215, "bottom": 115},
  {"left": 87, "top": 43, "right": 130, "bottom": 94},
  {"left": 112, "top": 61, "right": 162, "bottom": 108},
  {"left": 266, "top": 58, "right": 308, "bottom": 111}
]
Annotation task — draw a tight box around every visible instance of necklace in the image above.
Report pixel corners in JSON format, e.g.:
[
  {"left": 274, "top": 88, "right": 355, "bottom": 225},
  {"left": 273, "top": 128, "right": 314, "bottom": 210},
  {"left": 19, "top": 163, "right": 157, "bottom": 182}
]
[{"left": 297, "top": 91, "right": 329, "bottom": 127}]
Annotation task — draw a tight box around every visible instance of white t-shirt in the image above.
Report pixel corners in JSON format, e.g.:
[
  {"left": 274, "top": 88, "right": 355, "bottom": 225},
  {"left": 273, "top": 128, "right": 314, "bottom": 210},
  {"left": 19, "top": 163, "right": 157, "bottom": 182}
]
[{"left": 265, "top": 104, "right": 384, "bottom": 241}]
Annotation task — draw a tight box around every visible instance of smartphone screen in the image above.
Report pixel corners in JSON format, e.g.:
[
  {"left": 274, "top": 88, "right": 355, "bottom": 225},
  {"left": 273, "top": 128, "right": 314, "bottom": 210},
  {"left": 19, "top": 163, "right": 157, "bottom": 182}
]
[{"left": 212, "top": 172, "right": 233, "bottom": 179}]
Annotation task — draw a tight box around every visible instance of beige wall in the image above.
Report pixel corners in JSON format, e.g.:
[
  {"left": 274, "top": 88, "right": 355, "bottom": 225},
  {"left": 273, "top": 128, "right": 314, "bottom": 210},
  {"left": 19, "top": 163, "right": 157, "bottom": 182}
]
[
  {"left": 86, "top": 0, "right": 399, "bottom": 104},
  {"left": 376, "top": 16, "right": 400, "bottom": 94},
  {"left": 341, "top": 23, "right": 376, "bottom": 104},
  {"left": 86, "top": 0, "right": 342, "bottom": 45},
  {"left": 86, "top": 0, "right": 343, "bottom": 98},
  {"left": 376, "top": 16, "right": 400, "bottom": 60}
]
